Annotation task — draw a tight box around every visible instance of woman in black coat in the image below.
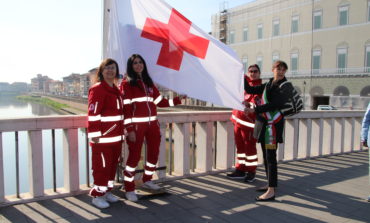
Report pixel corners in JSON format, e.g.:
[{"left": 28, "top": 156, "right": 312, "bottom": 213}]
[{"left": 244, "top": 60, "right": 290, "bottom": 202}]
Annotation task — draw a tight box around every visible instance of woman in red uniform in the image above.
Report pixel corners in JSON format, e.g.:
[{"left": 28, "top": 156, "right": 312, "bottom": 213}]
[
  {"left": 87, "top": 58, "right": 125, "bottom": 208},
  {"left": 120, "top": 54, "right": 185, "bottom": 202},
  {"left": 228, "top": 64, "right": 262, "bottom": 182}
]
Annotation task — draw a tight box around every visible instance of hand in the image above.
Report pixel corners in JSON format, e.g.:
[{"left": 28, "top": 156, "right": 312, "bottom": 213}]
[
  {"left": 244, "top": 107, "right": 255, "bottom": 115},
  {"left": 127, "top": 131, "right": 136, "bottom": 142},
  {"left": 91, "top": 137, "right": 99, "bottom": 143}
]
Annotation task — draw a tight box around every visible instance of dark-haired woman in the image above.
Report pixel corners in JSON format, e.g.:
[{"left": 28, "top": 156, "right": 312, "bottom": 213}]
[
  {"left": 244, "top": 60, "right": 290, "bottom": 202},
  {"left": 120, "top": 54, "right": 185, "bottom": 202},
  {"left": 228, "top": 64, "right": 262, "bottom": 183},
  {"left": 87, "top": 58, "right": 125, "bottom": 208}
]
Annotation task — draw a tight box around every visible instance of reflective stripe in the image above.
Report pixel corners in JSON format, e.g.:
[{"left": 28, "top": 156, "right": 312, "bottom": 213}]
[
  {"left": 124, "top": 176, "right": 134, "bottom": 182},
  {"left": 124, "top": 119, "right": 132, "bottom": 125},
  {"left": 108, "top": 180, "right": 114, "bottom": 188},
  {"left": 237, "top": 153, "right": 246, "bottom": 158},
  {"left": 246, "top": 155, "right": 258, "bottom": 160},
  {"left": 94, "top": 102, "right": 98, "bottom": 114},
  {"left": 123, "top": 99, "right": 131, "bottom": 105},
  {"left": 88, "top": 131, "right": 101, "bottom": 138},
  {"left": 146, "top": 162, "right": 156, "bottom": 168},
  {"left": 132, "top": 116, "right": 157, "bottom": 123},
  {"left": 88, "top": 115, "right": 101, "bottom": 121},
  {"left": 245, "top": 161, "right": 258, "bottom": 166},
  {"left": 132, "top": 97, "right": 153, "bottom": 103},
  {"left": 101, "top": 115, "right": 123, "bottom": 122},
  {"left": 94, "top": 185, "right": 108, "bottom": 192},
  {"left": 169, "top": 99, "right": 174, "bottom": 107},
  {"left": 98, "top": 135, "right": 123, "bottom": 143},
  {"left": 101, "top": 153, "right": 106, "bottom": 168},
  {"left": 103, "top": 124, "right": 117, "bottom": 136},
  {"left": 125, "top": 165, "right": 136, "bottom": 172},
  {"left": 116, "top": 99, "right": 120, "bottom": 110},
  {"left": 238, "top": 160, "right": 245, "bottom": 164},
  {"left": 145, "top": 170, "right": 154, "bottom": 175},
  {"left": 231, "top": 115, "right": 255, "bottom": 128},
  {"left": 154, "top": 95, "right": 163, "bottom": 105}
]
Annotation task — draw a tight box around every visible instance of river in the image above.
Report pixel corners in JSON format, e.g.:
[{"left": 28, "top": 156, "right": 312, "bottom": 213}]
[{"left": 0, "top": 95, "right": 91, "bottom": 196}]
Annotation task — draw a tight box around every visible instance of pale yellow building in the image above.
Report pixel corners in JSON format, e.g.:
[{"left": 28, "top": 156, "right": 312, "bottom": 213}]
[{"left": 212, "top": 0, "right": 370, "bottom": 109}]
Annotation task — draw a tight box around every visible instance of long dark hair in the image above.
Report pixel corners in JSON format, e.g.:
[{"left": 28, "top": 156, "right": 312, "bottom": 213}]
[
  {"left": 126, "top": 54, "right": 154, "bottom": 88},
  {"left": 94, "top": 58, "right": 120, "bottom": 84}
]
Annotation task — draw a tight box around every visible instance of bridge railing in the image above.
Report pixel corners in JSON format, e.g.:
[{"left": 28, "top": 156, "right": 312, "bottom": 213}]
[{"left": 0, "top": 110, "right": 365, "bottom": 206}]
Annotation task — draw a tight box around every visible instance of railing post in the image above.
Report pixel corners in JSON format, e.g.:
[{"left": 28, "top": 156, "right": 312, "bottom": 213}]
[
  {"left": 333, "top": 118, "right": 343, "bottom": 154},
  {"left": 310, "top": 119, "right": 321, "bottom": 156},
  {"left": 28, "top": 130, "right": 44, "bottom": 197},
  {"left": 353, "top": 117, "right": 362, "bottom": 151},
  {"left": 63, "top": 128, "right": 79, "bottom": 192},
  {"left": 173, "top": 123, "right": 190, "bottom": 176},
  {"left": 343, "top": 118, "right": 352, "bottom": 153},
  {"left": 216, "top": 121, "right": 234, "bottom": 169},
  {"left": 156, "top": 123, "right": 167, "bottom": 179},
  {"left": 195, "top": 122, "right": 213, "bottom": 173},
  {"left": 298, "top": 119, "right": 311, "bottom": 159},
  {"left": 284, "top": 119, "right": 299, "bottom": 160},
  {"left": 0, "top": 132, "right": 4, "bottom": 202}
]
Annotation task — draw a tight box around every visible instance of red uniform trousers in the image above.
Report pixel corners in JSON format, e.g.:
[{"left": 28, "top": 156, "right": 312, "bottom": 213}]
[
  {"left": 89, "top": 142, "right": 122, "bottom": 197},
  {"left": 124, "top": 121, "right": 161, "bottom": 192},
  {"left": 234, "top": 125, "right": 258, "bottom": 173}
]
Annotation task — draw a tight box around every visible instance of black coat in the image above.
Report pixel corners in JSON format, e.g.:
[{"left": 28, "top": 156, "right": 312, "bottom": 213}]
[{"left": 244, "top": 77, "right": 289, "bottom": 143}]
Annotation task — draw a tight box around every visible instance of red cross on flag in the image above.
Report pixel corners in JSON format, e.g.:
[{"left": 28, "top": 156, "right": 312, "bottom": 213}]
[{"left": 103, "top": 0, "right": 244, "bottom": 110}]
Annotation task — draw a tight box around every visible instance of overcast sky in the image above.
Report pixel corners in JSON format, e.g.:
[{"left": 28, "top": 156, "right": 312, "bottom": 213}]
[{"left": 0, "top": 0, "right": 253, "bottom": 84}]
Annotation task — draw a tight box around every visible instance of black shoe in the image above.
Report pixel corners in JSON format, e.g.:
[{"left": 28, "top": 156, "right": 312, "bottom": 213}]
[
  {"left": 226, "top": 169, "right": 245, "bottom": 179},
  {"left": 244, "top": 172, "right": 256, "bottom": 183},
  {"left": 255, "top": 195, "right": 275, "bottom": 202}
]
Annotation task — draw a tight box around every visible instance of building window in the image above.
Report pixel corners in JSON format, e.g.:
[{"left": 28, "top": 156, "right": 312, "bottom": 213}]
[
  {"left": 313, "top": 10, "right": 322, "bottom": 29},
  {"left": 290, "top": 53, "right": 299, "bottom": 74},
  {"left": 257, "top": 24, "right": 263, "bottom": 39},
  {"left": 242, "top": 57, "right": 248, "bottom": 73},
  {"left": 337, "top": 47, "right": 347, "bottom": 73},
  {"left": 312, "top": 49, "right": 321, "bottom": 73},
  {"left": 366, "top": 45, "right": 370, "bottom": 72},
  {"left": 339, "top": 5, "right": 349, "bottom": 26},
  {"left": 243, "top": 27, "right": 248, "bottom": 41},
  {"left": 273, "top": 19, "right": 280, "bottom": 36},
  {"left": 272, "top": 52, "right": 279, "bottom": 63},
  {"left": 229, "top": 30, "right": 235, "bottom": 44},
  {"left": 257, "top": 55, "right": 263, "bottom": 71},
  {"left": 291, "top": 15, "right": 299, "bottom": 33}
]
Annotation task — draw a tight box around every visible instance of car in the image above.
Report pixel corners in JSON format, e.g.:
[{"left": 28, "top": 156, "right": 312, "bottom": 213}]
[{"left": 317, "top": 105, "right": 337, "bottom": 110}]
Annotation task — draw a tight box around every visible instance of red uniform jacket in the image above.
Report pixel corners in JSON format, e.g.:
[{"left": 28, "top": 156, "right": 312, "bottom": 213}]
[
  {"left": 87, "top": 81, "right": 125, "bottom": 144},
  {"left": 231, "top": 76, "right": 262, "bottom": 130},
  {"left": 120, "top": 79, "right": 181, "bottom": 132}
]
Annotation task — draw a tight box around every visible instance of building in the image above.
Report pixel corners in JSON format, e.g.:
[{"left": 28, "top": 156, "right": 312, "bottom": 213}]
[
  {"left": 211, "top": 0, "right": 370, "bottom": 109},
  {"left": 63, "top": 73, "right": 81, "bottom": 96},
  {"left": 49, "top": 80, "right": 64, "bottom": 95},
  {"left": 31, "top": 74, "right": 52, "bottom": 93}
]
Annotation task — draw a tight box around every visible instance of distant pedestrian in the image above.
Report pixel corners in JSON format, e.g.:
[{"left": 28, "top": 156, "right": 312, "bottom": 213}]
[
  {"left": 244, "top": 60, "right": 292, "bottom": 202},
  {"left": 120, "top": 54, "right": 186, "bottom": 202},
  {"left": 360, "top": 102, "right": 370, "bottom": 201},
  {"left": 228, "top": 64, "right": 262, "bottom": 183},
  {"left": 87, "top": 58, "right": 124, "bottom": 208}
]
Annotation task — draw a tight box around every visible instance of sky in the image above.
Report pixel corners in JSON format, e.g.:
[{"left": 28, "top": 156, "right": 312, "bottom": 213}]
[{"left": 0, "top": 0, "right": 254, "bottom": 84}]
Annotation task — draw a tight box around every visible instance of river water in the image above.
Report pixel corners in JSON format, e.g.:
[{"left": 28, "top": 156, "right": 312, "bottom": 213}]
[{"left": 0, "top": 95, "right": 91, "bottom": 196}]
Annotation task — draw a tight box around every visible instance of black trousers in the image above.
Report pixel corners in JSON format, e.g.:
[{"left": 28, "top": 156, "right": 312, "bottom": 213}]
[{"left": 261, "top": 143, "right": 278, "bottom": 187}]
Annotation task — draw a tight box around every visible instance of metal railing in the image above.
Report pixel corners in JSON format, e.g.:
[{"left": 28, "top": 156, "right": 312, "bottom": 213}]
[{"left": 0, "top": 110, "right": 365, "bottom": 206}]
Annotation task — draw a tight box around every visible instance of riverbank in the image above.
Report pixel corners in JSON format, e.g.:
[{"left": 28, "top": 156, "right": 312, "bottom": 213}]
[{"left": 43, "top": 96, "right": 87, "bottom": 115}]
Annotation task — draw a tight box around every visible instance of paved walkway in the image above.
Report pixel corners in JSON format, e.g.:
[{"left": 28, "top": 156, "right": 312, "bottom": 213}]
[{"left": 1, "top": 151, "right": 369, "bottom": 223}]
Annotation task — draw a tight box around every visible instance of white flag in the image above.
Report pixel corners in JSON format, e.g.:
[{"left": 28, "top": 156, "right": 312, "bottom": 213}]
[{"left": 103, "top": 0, "right": 244, "bottom": 110}]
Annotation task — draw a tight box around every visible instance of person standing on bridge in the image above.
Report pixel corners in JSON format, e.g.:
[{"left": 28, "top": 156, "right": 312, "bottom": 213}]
[
  {"left": 360, "top": 102, "right": 370, "bottom": 201},
  {"left": 227, "top": 64, "right": 262, "bottom": 183},
  {"left": 120, "top": 54, "right": 186, "bottom": 202},
  {"left": 244, "top": 60, "right": 290, "bottom": 202},
  {"left": 87, "top": 58, "right": 125, "bottom": 208}
]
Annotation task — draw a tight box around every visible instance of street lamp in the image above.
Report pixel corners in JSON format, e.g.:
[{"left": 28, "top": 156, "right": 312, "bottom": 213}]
[{"left": 303, "top": 81, "right": 306, "bottom": 110}]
